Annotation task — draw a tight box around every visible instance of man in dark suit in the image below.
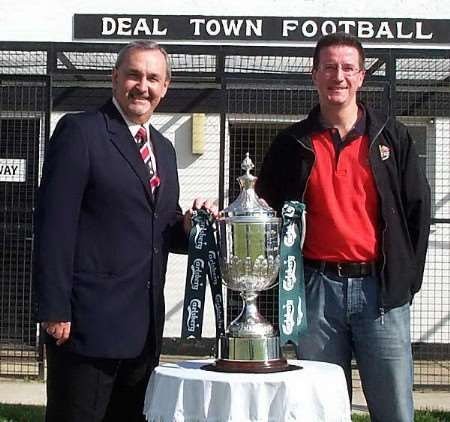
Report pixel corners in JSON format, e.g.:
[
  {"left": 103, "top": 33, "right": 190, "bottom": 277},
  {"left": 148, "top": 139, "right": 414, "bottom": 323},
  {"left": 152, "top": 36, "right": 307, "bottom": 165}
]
[{"left": 34, "top": 40, "right": 206, "bottom": 422}]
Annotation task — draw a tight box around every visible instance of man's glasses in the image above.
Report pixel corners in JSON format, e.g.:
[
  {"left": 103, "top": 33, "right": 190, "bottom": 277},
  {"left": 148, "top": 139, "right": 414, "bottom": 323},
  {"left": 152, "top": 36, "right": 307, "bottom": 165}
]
[{"left": 317, "top": 63, "right": 363, "bottom": 77}]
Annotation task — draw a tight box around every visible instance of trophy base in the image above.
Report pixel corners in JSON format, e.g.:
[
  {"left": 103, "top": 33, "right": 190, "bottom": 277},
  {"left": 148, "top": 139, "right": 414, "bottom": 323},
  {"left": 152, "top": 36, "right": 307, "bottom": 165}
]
[
  {"left": 203, "top": 335, "right": 301, "bottom": 373},
  {"left": 203, "top": 357, "right": 300, "bottom": 373},
  {"left": 218, "top": 335, "right": 282, "bottom": 361}
]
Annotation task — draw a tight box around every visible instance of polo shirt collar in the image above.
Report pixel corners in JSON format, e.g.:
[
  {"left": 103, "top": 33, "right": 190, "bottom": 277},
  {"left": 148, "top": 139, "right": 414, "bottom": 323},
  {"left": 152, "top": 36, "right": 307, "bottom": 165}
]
[{"left": 311, "top": 103, "right": 367, "bottom": 142}]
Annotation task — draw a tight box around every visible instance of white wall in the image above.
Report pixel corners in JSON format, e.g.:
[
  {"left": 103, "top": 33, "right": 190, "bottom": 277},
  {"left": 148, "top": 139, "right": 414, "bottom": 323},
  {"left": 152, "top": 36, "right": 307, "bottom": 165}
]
[
  {"left": 150, "top": 114, "right": 222, "bottom": 338},
  {"left": 411, "top": 117, "right": 450, "bottom": 343},
  {"left": 434, "top": 118, "right": 450, "bottom": 222}
]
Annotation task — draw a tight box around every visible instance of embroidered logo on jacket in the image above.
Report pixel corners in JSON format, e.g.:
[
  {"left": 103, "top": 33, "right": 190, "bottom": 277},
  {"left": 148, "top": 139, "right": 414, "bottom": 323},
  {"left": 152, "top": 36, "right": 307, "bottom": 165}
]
[{"left": 379, "top": 145, "right": 391, "bottom": 161}]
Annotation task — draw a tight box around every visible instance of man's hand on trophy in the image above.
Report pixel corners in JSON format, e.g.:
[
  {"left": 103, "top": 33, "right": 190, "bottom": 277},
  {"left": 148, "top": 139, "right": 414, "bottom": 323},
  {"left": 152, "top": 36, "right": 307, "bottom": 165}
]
[{"left": 183, "top": 198, "right": 219, "bottom": 233}]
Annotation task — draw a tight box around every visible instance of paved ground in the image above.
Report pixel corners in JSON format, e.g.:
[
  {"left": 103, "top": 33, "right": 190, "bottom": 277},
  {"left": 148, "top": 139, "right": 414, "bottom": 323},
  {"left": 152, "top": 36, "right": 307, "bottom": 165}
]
[
  {"left": 352, "top": 388, "right": 450, "bottom": 413},
  {"left": 1, "top": 355, "right": 449, "bottom": 413}
]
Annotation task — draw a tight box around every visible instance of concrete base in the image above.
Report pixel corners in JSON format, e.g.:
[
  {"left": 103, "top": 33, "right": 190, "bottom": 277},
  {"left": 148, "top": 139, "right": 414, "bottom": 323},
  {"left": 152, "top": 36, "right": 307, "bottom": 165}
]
[{"left": 352, "top": 388, "right": 450, "bottom": 413}]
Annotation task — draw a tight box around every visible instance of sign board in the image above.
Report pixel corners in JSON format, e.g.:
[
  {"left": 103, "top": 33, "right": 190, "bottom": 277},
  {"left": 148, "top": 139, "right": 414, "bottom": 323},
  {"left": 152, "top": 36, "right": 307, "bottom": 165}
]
[
  {"left": 73, "top": 15, "right": 450, "bottom": 44},
  {"left": 0, "top": 159, "right": 26, "bottom": 182}
]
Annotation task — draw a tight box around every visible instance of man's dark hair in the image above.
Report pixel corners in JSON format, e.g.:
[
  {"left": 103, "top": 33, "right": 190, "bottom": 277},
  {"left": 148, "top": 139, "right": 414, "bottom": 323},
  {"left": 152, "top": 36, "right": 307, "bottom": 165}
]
[
  {"left": 115, "top": 40, "right": 171, "bottom": 80},
  {"left": 312, "top": 32, "right": 365, "bottom": 70}
]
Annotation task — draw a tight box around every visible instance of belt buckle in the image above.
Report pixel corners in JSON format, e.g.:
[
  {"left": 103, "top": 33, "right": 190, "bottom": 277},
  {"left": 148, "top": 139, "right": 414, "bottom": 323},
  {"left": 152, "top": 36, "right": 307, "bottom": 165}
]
[{"left": 337, "top": 263, "right": 345, "bottom": 277}]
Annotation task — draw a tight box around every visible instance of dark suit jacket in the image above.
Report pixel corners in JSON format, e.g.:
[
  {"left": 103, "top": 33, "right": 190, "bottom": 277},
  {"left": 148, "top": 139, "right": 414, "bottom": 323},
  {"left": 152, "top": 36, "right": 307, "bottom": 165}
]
[{"left": 34, "top": 100, "right": 188, "bottom": 360}]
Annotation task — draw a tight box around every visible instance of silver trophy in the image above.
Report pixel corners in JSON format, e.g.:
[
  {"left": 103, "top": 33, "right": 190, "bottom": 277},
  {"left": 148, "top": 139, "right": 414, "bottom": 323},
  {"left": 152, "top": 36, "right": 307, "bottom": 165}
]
[{"left": 214, "top": 153, "right": 289, "bottom": 372}]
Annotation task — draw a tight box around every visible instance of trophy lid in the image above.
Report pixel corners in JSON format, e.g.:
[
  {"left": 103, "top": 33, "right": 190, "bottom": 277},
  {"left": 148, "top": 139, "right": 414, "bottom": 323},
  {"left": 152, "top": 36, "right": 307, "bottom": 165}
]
[{"left": 222, "top": 153, "right": 277, "bottom": 220}]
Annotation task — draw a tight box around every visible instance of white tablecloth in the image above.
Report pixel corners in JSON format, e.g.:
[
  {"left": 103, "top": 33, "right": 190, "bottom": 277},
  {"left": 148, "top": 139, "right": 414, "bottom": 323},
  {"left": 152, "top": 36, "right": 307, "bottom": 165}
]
[{"left": 144, "top": 359, "right": 351, "bottom": 422}]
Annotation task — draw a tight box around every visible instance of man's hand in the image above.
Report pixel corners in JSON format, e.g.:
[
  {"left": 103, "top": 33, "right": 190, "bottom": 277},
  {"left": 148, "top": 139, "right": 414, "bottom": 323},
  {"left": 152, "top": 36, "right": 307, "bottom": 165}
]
[
  {"left": 41, "top": 321, "right": 71, "bottom": 346},
  {"left": 183, "top": 198, "right": 219, "bottom": 233}
]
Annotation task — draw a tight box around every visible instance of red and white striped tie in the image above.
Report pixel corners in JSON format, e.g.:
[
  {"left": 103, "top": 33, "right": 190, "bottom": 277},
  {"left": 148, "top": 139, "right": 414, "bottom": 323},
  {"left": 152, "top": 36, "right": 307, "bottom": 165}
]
[{"left": 135, "top": 126, "right": 160, "bottom": 192}]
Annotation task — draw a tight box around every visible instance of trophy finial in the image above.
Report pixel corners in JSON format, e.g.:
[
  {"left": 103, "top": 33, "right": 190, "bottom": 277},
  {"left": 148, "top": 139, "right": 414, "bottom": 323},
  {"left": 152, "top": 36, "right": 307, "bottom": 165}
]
[
  {"left": 223, "top": 153, "right": 275, "bottom": 216},
  {"left": 241, "top": 152, "right": 254, "bottom": 175}
]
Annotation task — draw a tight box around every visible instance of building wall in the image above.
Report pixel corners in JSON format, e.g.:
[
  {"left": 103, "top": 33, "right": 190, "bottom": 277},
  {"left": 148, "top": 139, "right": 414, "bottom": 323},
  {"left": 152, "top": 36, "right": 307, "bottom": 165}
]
[
  {"left": 151, "top": 113, "right": 221, "bottom": 338},
  {"left": 48, "top": 108, "right": 450, "bottom": 342},
  {"left": 20, "top": 0, "right": 450, "bottom": 342},
  {"left": 412, "top": 117, "right": 450, "bottom": 343}
]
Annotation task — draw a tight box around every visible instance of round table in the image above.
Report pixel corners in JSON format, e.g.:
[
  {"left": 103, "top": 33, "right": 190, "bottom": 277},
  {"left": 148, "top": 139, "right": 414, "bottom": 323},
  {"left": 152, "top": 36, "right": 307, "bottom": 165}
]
[{"left": 144, "top": 359, "right": 351, "bottom": 422}]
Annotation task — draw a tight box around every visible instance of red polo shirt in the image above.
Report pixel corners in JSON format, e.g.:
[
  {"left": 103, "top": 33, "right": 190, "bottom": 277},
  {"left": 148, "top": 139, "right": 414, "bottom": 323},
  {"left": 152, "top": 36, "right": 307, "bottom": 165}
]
[{"left": 303, "top": 108, "right": 380, "bottom": 262}]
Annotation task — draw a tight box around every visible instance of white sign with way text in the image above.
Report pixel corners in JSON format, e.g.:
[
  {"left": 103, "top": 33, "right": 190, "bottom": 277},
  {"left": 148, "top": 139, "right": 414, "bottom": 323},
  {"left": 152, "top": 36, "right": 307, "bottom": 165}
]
[{"left": 0, "top": 159, "right": 26, "bottom": 182}]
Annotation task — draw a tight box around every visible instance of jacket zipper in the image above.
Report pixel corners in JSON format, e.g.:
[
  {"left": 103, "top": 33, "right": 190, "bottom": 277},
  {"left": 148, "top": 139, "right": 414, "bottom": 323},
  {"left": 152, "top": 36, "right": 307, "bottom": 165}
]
[
  {"left": 294, "top": 136, "right": 315, "bottom": 202},
  {"left": 369, "top": 118, "right": 389, "bottom": 324}
]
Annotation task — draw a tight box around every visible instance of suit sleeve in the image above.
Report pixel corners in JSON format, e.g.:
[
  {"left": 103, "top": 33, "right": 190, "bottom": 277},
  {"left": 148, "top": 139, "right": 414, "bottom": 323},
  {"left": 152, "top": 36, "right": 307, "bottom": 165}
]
[
  {"left": 169, "top": 203, "right": 189, "bottom": 254},
  {"left": 34, "top": 114, "right": 89, "bottom": 322},
  {"left": 164, "top": 141, "right": 188, "bottom": 254},
  {"left": 400, "top": 127, "right": 431, "bottom": 294}
]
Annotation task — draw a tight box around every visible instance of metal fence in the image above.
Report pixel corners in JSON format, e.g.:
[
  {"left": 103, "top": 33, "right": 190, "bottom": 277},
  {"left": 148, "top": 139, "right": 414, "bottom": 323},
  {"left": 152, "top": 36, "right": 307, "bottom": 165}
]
[
  {"left": 0, "top": 74, "right": 50, "bottom": 378},
  {"left": 0, "top": 42, "right": 448, "bottom": 388}
]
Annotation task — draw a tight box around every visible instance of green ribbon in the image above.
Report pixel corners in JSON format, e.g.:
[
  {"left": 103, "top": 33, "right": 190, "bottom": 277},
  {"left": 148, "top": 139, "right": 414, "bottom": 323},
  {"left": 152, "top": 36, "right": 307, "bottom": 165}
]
[
  {"left": 279, "top": 201, "right": 307, "bottom": 347},
  {"left": 181, "top": 209, "right": 225, "bottom": 339}
]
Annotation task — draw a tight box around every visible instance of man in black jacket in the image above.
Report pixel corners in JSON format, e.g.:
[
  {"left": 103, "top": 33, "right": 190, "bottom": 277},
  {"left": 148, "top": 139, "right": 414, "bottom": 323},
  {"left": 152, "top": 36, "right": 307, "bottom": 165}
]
[{"left": 256, "top": 32, "right": 430, "bottom": 422}]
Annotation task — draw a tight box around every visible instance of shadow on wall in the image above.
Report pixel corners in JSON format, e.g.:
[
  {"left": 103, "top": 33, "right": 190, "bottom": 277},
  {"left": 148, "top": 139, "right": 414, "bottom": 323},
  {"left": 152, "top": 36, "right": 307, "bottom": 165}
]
[
  {"left": 158, "top": 115, "right": 199, "bottom": 170},
  {"left": 433, "top": 193, "right": 450, "bottom": 218}
]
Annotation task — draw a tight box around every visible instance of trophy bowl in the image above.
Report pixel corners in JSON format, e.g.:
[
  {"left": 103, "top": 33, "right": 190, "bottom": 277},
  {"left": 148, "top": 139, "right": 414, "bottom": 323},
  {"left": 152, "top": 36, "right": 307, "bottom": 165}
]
[{"left": 212, "top": 153, "right": 290, "bottom": 373}]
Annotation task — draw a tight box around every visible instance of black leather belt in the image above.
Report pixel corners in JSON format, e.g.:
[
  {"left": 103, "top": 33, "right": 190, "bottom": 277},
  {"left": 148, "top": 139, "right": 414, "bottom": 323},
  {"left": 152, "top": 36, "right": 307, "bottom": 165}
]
[{"left": 304, "top": 258, "right": 377, "bottom": 278}]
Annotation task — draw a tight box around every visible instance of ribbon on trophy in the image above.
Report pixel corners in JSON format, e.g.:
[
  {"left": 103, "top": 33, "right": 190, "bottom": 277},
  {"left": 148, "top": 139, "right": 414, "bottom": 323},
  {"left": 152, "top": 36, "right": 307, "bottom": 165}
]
[
  {"left": 279, "top": 201, "right": 307, "bottom": 347},
  {"left": 181, "top": 208, "right": 225, "bottom": 339}
]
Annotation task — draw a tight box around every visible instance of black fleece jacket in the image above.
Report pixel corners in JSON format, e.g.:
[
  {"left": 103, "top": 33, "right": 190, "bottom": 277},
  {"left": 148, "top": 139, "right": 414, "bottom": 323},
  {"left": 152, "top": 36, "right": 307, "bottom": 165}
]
[{"left": 256, "top": 103, "right": 431, "bottom": 310}]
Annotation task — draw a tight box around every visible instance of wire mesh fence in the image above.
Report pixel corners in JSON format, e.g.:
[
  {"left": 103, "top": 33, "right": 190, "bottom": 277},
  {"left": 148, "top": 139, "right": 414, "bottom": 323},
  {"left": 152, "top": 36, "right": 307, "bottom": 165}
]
[
  {"left": 0, "top": 75, "right": 49, "bottom": 378},
  {"left": 394, "top": 53, "right": 450, "bottom": 389},
  {"left": 0, "top": 43, "right": 448, "bottom": 388}
]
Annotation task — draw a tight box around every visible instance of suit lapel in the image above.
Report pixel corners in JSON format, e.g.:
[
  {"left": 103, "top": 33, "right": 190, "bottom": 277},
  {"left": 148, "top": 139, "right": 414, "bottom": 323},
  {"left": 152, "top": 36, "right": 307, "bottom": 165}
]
[{"left": 102, "top": 101, "right": 155, "bottom": 206}]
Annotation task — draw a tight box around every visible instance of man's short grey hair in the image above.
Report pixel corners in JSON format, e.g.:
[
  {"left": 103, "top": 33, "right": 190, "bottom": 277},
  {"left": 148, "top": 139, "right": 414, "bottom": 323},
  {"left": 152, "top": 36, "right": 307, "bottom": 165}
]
[{"left": 115, "top": 40, "right": 171, "bottom": 81}]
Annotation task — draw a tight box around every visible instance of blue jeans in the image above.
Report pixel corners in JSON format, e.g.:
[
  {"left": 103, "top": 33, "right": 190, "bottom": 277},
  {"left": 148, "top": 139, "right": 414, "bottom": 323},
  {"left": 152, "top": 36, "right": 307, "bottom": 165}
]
[{"left": 297, "top": 266, "right": 414, "bottom": 422}]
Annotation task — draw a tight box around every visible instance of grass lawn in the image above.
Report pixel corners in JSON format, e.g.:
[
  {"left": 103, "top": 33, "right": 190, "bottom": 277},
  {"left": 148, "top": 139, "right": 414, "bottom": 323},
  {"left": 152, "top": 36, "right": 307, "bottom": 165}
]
[
  {"left": 0, "top": 404, "right": 45, "bottom": 422},
  {"left": 352, "top": 410, "right": 450, "bottom": 421},
  {"left": 1, "top": 404, "right": 450, "bottom": 422}
]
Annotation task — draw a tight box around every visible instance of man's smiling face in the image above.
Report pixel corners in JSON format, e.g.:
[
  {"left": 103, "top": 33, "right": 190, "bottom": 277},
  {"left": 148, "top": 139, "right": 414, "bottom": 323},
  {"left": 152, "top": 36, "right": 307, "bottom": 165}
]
[
  {"left": 312, "top": 45, "right": 365, "bottom": 110},
  {"left": 112, "top": 48, "right": 169, "bottom": 124}
]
